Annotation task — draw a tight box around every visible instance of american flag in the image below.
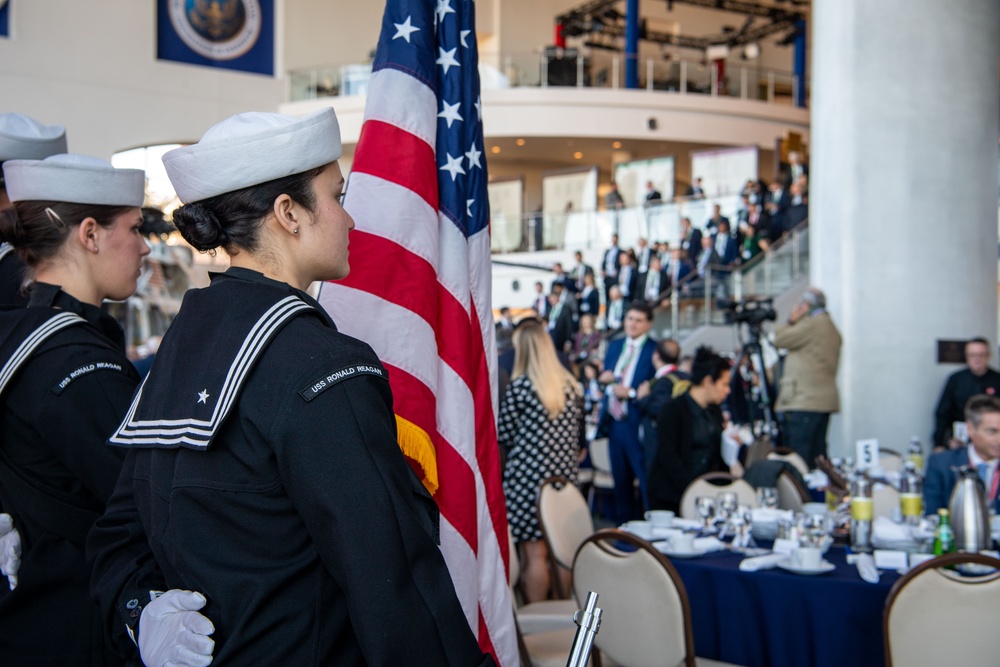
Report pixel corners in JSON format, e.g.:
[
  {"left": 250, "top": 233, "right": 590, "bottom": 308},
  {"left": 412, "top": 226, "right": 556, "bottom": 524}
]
[{"left": 317, "top": 0, "right": 516, "bottom": 664}]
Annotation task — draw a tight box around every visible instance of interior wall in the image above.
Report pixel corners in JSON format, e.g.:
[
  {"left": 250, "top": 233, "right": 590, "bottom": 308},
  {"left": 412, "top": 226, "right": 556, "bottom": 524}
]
[{"left": 0, "top": 0, "right": 282, "bottom": 158}]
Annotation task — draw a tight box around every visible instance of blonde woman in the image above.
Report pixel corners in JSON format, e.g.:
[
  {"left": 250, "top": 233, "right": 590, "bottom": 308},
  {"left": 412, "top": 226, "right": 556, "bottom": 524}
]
[{"left": 498, "top": 318, "right": 584, "bottom": 602}]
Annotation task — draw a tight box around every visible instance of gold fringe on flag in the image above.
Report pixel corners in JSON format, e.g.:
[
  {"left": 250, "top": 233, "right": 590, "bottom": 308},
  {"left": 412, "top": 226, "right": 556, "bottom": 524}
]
[{"left": 395, "top": 414, "right": 439, "bottom": 495}]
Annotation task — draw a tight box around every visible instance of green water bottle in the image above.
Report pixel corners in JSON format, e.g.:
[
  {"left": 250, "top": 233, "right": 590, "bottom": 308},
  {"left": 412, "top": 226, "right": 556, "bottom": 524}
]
[{"left": 933, "top": 508, "right": 955, "bottom": 557}]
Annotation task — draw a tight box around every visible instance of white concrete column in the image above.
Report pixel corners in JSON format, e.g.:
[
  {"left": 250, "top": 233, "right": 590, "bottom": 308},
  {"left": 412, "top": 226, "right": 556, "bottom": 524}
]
[{"left": 811, "top": 0, "right": 1000, "bottom": 457}]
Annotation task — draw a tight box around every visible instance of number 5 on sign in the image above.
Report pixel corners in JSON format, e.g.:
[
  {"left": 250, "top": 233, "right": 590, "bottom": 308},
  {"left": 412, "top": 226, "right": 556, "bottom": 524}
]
[{"left": 855, "top": 439, "right": 879, "bottom": 470}]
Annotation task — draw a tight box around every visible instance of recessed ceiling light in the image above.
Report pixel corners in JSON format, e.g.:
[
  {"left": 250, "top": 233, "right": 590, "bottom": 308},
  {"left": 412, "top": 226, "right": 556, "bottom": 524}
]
[
  {"left": 612, "top": 141, "right": 622, "bottom": 149},
  {"left": 516, "top": 138, "right": 526, "bottom": 146},
  {"left": 491, "top": 146, "right": 501, "bottom": 154},
  {"left": 573, "top": 151, "right": 583, "bottom": 159}
]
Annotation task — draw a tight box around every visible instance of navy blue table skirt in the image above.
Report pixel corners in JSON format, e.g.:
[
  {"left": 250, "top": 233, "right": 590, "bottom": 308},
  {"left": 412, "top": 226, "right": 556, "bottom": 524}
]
[{"left": 669, "top": 545, "right": 899, "bottom": 667}]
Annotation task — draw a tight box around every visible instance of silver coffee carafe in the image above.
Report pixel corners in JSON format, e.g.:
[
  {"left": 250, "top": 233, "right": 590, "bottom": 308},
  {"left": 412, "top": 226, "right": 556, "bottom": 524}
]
[{"left": 948, "top": 466, "right": 990, "bottom": 552}]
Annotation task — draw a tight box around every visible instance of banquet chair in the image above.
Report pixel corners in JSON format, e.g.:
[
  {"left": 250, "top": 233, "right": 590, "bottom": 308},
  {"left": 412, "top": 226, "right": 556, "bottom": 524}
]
[
  {"left": 878, "top": 448, "right": 905, "bottom": 474},
  {"left": 775, "top": 469, "right": 810, "bottom": 512},
  {"left": 872, "top": 483, "right": 900, "bottom": 518},
  {"left": 508, "top": 528, "right": 578, "bottom": 634},
  {"left": 883, "top": 552, "right": 1000, "bottom": 667},
  {"left": 571, "top": 529, "right": 739, "bottom": 667},
  {"left": 679, "top": 473, "right": 757, "bottom": 520},
  {"left": 509, "top": 528, "right": 582, "bottom": 667},
  {"left": 766, "top": 447, "right": 810, "bottom": 476},
  {"left": 538, "top": 476, "right": 596, "bottom": 598},
  {"left": 586, "top": 437, "right": 615, "bottom": 515}
]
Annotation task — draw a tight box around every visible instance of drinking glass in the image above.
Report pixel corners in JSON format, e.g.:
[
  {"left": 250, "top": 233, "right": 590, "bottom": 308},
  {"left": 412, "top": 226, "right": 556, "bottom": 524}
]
[
  {"left": 757, "top": 486, "right": 779, "bottom": 509},
  {"left": 804, "top": 513, "right": 832, "bottom": 548},
  {"left": 694, "top": 496, "right": 716, "bottom": 532},
  {"left": 732, "top": 503, "right": 754, "bottom": 549}
]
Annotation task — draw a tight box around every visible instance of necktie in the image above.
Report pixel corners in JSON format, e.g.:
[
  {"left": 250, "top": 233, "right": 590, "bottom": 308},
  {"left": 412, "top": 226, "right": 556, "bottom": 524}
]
[{"left": 609, "top": 343, "right": 637, "bottom": 420}]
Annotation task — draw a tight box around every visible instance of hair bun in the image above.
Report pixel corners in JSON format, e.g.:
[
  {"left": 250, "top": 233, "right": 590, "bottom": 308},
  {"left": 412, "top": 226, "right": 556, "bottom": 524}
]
[
  {"left": 172, "top": 202, "right": 228, "bottom": 252},
  {"left": 0, "top": 207, "right": 26, "bottom": 246}
]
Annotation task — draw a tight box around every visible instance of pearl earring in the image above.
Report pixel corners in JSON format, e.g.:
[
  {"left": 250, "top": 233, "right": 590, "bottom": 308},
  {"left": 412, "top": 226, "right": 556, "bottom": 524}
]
[{"left": 293, "top": 228, "right": 299, "bottom": 235}]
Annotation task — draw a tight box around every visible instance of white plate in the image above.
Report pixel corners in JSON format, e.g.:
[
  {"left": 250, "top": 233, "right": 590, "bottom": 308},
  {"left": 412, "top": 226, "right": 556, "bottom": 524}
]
[
  {"left": 660, "top": 549, "right": 706, "bottom": 559},
  {"left": 776, "top": 560, "right": 836, "bottom": 575}
]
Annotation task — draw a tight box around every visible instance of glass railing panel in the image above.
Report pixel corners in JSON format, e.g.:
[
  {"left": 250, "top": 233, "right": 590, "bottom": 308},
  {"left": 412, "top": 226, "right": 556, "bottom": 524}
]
[{"left": 286, "top": 56, "right": 806, "bottom": 106}]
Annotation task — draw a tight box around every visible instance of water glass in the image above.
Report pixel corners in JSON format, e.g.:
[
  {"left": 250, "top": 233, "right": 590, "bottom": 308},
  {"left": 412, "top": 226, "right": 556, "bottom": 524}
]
[
  {"left": 694, "top": 496, "right": 716, "bottom": 531},
  {"left": 757, "top": 486, "right": 779, "bottom": 509}
]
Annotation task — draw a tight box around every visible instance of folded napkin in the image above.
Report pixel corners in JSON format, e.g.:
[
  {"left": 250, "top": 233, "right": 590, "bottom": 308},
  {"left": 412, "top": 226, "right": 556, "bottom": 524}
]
[
  {"left": 856, "top": 553, "right": 880, "bottom": 583},
  {"left": 872, "top": 516, "right": 910, "bottom": 542},
  {"left": 739, "top": 553, "right": 790, "bottom": 572},
  {"left": 693, "top": 537, "right": 726, "bottom": 553},
  {"left": 803, "top": 470, "right": 829, "bottom": 490},
  {"left": 672, "top": 518, "right": 703, "bottom": 531},
  {"left": 750, "top": 508, "right": 794, "bottom": 524}
]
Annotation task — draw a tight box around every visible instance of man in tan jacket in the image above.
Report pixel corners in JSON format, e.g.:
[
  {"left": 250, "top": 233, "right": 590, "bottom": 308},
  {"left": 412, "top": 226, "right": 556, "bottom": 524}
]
[{"left": 774, "top": 288, "right": 842, "bottom": 465}]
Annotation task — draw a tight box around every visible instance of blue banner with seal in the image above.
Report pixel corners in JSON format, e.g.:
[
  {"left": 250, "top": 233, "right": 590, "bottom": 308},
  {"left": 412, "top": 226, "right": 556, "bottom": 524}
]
[{"left": 157, "top": 0, "right": 274, "bottom": 76}]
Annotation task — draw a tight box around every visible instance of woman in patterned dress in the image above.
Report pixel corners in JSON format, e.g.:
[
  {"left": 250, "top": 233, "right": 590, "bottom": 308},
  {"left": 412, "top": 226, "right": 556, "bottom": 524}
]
[{"left": 498, "top": 318, "right": 583, "bottom": 602}]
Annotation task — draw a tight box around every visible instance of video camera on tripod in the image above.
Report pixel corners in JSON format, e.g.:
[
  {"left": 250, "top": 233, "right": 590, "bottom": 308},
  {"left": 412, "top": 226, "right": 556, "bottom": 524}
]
[{"left": 717, "top": 297, "right": 777, "bottom": 329}]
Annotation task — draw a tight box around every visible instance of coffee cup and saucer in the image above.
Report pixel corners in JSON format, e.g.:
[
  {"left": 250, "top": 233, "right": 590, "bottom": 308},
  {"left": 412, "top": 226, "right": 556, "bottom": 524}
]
[
  {"left": 776, "top": 546, "right": 835, "bottom": 575},
  {"left": 656, "top": 532, "right": 703, "bottom": 559}
]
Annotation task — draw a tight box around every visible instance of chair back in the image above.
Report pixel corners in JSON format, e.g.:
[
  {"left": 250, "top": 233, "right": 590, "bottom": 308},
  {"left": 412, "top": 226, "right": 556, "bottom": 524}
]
[
  {"left": 589, "top": 438, "right": 612, "bottom": 477},
  {"left": 742, "top": 435, "right": 775, "bottom": 470},
  {"left": 775, "top": 469, "right": 810, "bottom": 512},
  {"left": 538, "top": 476, "right": 595, "bottom": 571},
  {"left": 766, "top": 447, "right": 810, "bottom": 476},
  {"left": 878, "top": 448, "right": 905, "bottom": 474},
  {"left": 679, "top": 473, "right": 758, "bottom": 520},
  {"left": 884, "top": 553, "right": 1000, "bottom": 667},
  {"left": 572, "top": 529, "right": 695, "bottom": 667},
  {"left": 872, "top": 483, "right": 900, "bottom": 518}
]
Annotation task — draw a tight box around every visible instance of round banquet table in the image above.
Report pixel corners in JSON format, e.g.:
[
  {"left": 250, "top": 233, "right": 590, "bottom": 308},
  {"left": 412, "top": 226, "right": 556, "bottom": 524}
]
[{"left": 667, "top": 543, "right": 900, "bottom": 667}]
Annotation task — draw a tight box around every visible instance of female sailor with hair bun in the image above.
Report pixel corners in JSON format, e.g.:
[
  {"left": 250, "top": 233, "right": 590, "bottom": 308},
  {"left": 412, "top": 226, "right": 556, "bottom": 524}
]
[
  {"left": 0, "top": 153, "right": 147, "bottom": 664},
  {"left": 90, "top": 109, "right": 493, "bottom": 667}
]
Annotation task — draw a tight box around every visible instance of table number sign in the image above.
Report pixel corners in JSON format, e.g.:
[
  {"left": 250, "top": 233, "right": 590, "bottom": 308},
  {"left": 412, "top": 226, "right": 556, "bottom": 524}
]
[{"left": 855, "top": 439, "right": 880, "bottom": 471}]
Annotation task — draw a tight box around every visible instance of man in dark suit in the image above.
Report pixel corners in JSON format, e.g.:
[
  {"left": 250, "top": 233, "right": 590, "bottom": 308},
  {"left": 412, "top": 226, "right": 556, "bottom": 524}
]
[
  {"left": 924, "top": 394, "right": 1000, "bottom": 515},
  {"left": 665, "top": 249, "right": 693, "bottom": 289},
  {"left": 644, "top": 181, "right": 662, "bottom": 206},
  {"left": 684, "top": 177, "right": 705, "bottom": 199},
  {"left": 785, "top": 183, "right": 808, "bottom": 230},
  {"left": 546, "top": 291, "right": 575, "bottom": 353},
  {"left": 636, "top": 339, "right": 686, "bottom": 475},
  {"left": 550, "top": 262, "right": 575, "bottom": 293},
  {"left": 634, "top": 237, "right": 653, "bottom": 274},
  {"left": 578, "top": 272, "right": 600, "bottom": 319},
  {"left": 679, "top": 217, "right": 703, "bottom": 265},
  {"left": 712, "top": 220, "right": 739, "bottom": 266},
  {"left": 598, "top": 302, "right": 658, "bottom": 522},
  {"left": 531, "top": 281, "right": 549, "bottom": 318},
  {"left": 617, "top": 251, "right": 638, "bottom": 302},
  {"left": 570, "top": 250, "right": 594, "bottom": 294},
  {"left": 705, "top": 204, "right": 729, "bottom": 233},
  {"left": 933, "top": 338, "right": 1000, "bottom": 449},
  {"left": 637, "top": 254, "right": 668, "bottom": 307},
  {"left": 601, "top": 234, "right": 622, "bottom": 305}
]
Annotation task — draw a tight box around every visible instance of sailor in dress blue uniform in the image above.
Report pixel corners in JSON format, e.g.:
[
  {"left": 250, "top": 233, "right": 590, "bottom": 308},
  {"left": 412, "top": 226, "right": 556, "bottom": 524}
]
[
  {"left": 89, "top": 109, "right": 493, "bottom": 667},
  {"left": 0, "top": 153, "right": 147, "bottom": 665}
]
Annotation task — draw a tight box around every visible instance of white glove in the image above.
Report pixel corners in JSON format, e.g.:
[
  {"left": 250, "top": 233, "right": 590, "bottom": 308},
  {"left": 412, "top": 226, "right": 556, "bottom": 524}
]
[
  {"left": 138, "top": 589, "right": 215, "bottom": 667},
  {"left": 0, "top": 513, "right": 20, "bottom": 590}
]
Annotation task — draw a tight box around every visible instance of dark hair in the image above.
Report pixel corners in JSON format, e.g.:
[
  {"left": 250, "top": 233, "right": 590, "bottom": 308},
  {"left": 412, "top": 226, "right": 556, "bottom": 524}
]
[
  {"left": 690, "top": 345, "right": 730, "bottom": 386},
  {"left": 172, "top": 166, "right": 324, "bottom": 253},
  {"left": 625, "top": 301, "right": 653, "bottom": 321},
  {"left": 968, "top": 337, "right": 990, "bottom": 348},
  {"left": 0, "top": 201, "right": 134, "bottom": 268},
  {"left": 655, "top": 339, "right": 680, "bottom": 365},
  {"left": 965, "top": 394, "right": 1000, "bottom": 427}
]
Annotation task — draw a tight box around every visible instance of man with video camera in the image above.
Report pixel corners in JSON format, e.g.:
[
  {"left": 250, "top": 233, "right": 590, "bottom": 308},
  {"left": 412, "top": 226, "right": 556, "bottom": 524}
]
[{"left": 774, "top": 288, "right": 842, "bottom": 466}]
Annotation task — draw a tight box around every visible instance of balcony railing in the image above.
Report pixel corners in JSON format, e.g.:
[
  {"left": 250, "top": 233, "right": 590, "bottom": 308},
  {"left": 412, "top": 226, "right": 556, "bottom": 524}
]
[{"left": 287, "top": 51, "right": 805, "bottom": 107}]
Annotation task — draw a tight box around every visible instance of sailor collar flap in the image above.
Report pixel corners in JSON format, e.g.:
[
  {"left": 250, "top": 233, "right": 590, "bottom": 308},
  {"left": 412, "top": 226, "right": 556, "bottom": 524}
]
[
  {"left": 110, "top": 281, "right": 317, "bottom": 451},
  {"left": 0, "top": 310, "right": 87, "bottom": 398}
]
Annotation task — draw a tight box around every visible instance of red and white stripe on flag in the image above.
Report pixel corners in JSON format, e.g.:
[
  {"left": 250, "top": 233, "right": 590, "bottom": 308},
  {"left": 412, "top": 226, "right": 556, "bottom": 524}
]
[{"left": 317, "top": 1, "right": 516, "bottom": 664}]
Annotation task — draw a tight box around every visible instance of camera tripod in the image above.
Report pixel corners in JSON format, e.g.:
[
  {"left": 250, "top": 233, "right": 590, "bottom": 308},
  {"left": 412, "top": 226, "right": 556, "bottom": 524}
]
[{"left": 732, "top": 321, "right": 781, "bottom": 440}]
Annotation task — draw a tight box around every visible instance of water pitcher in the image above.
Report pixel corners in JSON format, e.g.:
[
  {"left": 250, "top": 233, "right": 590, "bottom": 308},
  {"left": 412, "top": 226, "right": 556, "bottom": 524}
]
[{"left": 948, "top": 466, "right": 990, "bottom": 552}]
